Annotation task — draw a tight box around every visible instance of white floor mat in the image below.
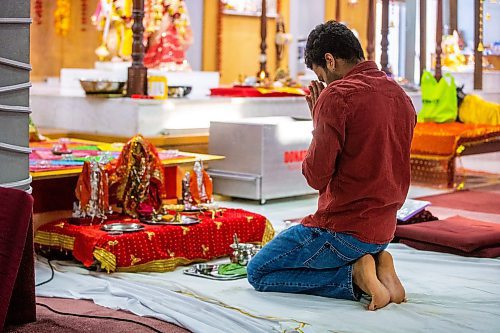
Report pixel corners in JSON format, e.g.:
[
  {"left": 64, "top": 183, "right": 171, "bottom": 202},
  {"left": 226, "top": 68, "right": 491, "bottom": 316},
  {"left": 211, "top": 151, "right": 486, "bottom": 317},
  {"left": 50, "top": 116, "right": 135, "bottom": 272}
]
[{"left": 35, "top": 244, "right": 500, "bottom": 333}]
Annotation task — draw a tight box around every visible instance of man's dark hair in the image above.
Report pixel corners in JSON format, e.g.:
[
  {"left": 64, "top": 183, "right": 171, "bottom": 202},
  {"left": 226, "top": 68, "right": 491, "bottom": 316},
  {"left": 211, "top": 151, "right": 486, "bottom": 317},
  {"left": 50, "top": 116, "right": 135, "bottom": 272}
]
[{"left": 305, "top": 21, "right": 365, "bottom": 69}]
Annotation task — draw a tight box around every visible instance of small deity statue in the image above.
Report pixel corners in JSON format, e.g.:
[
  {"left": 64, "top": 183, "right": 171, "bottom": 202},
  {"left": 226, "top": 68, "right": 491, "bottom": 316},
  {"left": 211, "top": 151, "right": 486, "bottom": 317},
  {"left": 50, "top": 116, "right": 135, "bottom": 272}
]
[
  {"left": 108, "top": 135, "right": 166, "bottom": 217},
  {"left": 182, "top": 172, "right": 194, "bottom": 207},
  {"left": 74, "top": 160, "right": 110, "bottom": 221},
  {"left": 182, "top": 160, "right": 213, "bottom": 208}
]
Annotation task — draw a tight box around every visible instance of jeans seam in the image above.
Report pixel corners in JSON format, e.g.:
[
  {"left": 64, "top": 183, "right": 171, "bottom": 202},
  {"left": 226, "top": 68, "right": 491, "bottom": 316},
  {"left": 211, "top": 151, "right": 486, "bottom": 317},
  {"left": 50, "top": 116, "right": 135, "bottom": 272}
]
[
  {"left": 329, "top": 244, "right": 354, "bottom": 262},
  {"left": 252, "top": 280, "right": 347, "bottom": 289},
  {"left": 347, "top": 264, "right": 358, "bottom": 300},
  {"left": 303, "top": 241, "right": 341, "bottom": 267},
  {"left": 255, "top": 234, "right": 315, "bottom": 275},
  {"left": 335, "top": 234, "right": 367, "bottom": 255}
]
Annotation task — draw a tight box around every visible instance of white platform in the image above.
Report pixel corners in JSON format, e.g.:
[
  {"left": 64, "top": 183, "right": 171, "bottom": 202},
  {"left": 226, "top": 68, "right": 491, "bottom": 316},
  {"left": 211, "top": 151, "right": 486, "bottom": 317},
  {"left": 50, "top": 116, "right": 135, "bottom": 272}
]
[
  {"left": 444, "top": 69, "right": 500, "bottom": 94},
  {"left": 31, "top": 68, "right": 500, "bottom": 137},
  {"left": 61, "top": 64, "right": 220, "bottom": 99},
  {"left": 30, "top": 82, "right": 310, "bottom": 136}
]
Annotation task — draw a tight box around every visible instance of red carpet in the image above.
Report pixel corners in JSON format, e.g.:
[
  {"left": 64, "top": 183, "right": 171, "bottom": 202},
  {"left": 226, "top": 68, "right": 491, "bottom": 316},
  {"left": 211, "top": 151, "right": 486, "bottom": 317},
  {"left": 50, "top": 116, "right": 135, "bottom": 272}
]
[{"left": 5, "top": 297, "right": 190, "bottom": 333}]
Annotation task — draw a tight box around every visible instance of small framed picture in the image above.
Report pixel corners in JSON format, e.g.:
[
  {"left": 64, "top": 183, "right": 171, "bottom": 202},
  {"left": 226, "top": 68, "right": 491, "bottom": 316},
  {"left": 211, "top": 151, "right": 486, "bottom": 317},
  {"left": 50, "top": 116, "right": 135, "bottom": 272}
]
[{"left": 221, "top": 0, "right": 278, "bottom": 18}]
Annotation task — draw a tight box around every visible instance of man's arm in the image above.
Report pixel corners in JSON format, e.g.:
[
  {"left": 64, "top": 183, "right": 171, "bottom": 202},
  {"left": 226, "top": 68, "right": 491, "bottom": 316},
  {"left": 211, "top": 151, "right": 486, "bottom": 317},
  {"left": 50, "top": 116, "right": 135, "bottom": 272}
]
[{"left": 302, "top": 92, "right": 346, "bottom": 192}]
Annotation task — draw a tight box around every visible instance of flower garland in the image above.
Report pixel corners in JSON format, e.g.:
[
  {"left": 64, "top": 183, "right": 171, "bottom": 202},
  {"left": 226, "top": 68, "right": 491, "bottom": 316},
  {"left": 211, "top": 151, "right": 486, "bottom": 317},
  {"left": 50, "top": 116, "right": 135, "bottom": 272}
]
[
  {"left": 81, "top": 0, "right": 88, "bottom": 32},
  {"left": 34, "top": 0, "right": 43, "bottom": 25},
  {"left": 54, "top": 0, "right": 71, "bottom": 36}
]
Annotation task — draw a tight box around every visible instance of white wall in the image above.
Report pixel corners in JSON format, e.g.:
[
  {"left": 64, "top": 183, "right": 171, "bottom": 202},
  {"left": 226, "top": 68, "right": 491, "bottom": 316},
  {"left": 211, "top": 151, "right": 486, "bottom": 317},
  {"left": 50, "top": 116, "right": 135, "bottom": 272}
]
[
  {"left": 185, "top": 0, "right": 204, "bottom": 71},
  {"left": 288, "top": 0, "right": 325, "bottom": 78},
  {"left": 457, "top": 0, "right": 500, "bottom": 51},
  {"left": 483, "top": 3, "right": 500, "bottom": 46}
]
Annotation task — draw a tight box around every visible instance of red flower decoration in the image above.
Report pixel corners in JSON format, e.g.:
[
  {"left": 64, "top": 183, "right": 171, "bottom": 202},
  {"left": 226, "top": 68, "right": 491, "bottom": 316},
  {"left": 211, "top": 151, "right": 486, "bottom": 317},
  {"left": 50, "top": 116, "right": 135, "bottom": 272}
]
[{"left": 34, "top": 0, "right": 43, "bottom": 25}]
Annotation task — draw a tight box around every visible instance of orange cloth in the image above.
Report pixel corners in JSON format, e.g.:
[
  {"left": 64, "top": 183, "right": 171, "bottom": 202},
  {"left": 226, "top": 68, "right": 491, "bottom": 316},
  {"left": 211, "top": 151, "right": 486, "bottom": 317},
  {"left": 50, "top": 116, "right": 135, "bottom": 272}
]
[{"left": 411, "top": 122, "right": 500, "bottom": 156}]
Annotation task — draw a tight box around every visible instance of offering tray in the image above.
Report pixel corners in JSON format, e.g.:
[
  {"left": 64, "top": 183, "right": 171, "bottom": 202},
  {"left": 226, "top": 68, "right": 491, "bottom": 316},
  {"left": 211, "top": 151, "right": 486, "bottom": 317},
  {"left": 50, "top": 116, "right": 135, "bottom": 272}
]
[
  {"left": 182, "top": 207, "right": 205, "bottom": 212},
  {"left": 101, "top": 223, "right": 144, "bottom": 233},
  {"left": 140, "top": 215, "right": 200, "bottom": 226},
  {"left": 182, "top": 203, "right": 219, "bottom": 213},
  {"left": 183, "top": 264, "right": 247, "bottom": 281}
]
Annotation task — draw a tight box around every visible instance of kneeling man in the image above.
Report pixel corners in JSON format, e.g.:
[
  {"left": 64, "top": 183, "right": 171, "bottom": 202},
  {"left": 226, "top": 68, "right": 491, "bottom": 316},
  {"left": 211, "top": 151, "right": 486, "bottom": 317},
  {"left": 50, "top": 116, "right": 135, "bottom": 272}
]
[{"left": 247, "top": 21, "right": 416, "bottom": 310}]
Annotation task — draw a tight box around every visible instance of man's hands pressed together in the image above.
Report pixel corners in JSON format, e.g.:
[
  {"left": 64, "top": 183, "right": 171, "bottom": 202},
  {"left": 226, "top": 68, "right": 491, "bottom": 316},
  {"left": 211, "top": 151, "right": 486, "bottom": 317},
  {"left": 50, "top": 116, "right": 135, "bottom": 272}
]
[{"left": 305, "top": 80, "right": 326, "bottom": 119}]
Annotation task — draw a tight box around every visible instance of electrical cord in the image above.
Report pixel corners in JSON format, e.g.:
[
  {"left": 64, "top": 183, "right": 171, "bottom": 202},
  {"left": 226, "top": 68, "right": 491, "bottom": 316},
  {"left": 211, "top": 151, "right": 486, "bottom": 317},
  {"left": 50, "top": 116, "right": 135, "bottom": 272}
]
[
  {"left": 36, "top": 303, "right": 163, "bottom": 333},
  {"left": 35, "top": 258, "right": 184, "bottom": 332},
  {"left": 35, "top": 259, "right": 55, "bottom": 287}
]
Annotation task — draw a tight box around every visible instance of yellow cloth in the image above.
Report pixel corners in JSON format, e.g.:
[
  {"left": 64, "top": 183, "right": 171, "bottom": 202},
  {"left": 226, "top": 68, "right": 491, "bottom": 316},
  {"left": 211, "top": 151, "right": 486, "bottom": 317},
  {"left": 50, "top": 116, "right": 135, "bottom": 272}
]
[
  {"left": 459, "top": 95, "right": 500, "bottom": 126},
  {"left": 256, "top": 87, "right": 305, "bottom": 96}
]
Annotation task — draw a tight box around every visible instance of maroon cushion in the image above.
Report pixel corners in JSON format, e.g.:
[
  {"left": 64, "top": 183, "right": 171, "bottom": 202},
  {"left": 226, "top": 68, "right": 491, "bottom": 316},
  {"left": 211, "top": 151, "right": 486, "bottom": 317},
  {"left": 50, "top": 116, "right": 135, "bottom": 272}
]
[
  {"left": 400, "top": 239, "right": 500, "bottom": 258},
  {"left": 395, "top": 216, "right": 500, "bottom": 253},
  {"left": 0, "top": 187, "right": 35, "bottom": 330}
]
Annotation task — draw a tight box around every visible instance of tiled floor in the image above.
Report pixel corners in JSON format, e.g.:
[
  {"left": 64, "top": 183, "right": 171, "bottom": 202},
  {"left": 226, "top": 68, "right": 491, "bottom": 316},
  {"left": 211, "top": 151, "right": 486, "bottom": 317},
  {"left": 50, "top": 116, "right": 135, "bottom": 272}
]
[{"left": 218, "top": 152, "right": 500, "bottom": 232}]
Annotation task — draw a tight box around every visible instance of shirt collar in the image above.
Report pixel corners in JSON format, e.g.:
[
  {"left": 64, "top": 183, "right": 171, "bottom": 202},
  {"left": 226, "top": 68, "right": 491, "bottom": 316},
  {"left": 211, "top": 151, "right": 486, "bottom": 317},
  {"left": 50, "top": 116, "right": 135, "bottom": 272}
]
[{"left": 343, "top": 61, "right": 379, "bottom": 79}]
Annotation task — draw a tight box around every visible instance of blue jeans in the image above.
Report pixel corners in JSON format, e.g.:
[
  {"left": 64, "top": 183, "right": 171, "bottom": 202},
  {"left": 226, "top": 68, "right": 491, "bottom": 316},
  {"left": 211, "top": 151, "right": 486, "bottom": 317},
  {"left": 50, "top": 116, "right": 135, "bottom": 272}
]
[{"left": 247, "top": 224, "right": 388, "bottom": 301}]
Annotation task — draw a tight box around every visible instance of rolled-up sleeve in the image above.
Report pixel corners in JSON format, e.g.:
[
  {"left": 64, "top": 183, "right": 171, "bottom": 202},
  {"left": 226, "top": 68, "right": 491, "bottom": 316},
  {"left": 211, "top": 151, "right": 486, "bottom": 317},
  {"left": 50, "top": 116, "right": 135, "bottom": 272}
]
[{"left": 302, "top": 91, "right": 346, "bottom": 192}]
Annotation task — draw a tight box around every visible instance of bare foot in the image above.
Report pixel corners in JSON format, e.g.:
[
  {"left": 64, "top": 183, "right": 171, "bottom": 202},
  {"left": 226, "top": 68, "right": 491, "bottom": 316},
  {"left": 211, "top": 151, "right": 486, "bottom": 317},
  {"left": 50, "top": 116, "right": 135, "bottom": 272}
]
[
  {"left": 375, "top": 251, "right": 406, "bottom": 304},
  {"left": 352, "top": 254, "right": 391, "bottom": 311}
]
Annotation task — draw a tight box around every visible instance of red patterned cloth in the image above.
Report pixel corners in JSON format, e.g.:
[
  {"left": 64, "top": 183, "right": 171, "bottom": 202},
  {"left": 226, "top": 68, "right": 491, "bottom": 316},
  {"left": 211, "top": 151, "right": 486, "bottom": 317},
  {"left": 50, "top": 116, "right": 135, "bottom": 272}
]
[
  {"left": 210, "top": 87, "right": 307, "bottom": 98},
  {"left": 34, "top": 209, "right": 274, "bottom": 272}
]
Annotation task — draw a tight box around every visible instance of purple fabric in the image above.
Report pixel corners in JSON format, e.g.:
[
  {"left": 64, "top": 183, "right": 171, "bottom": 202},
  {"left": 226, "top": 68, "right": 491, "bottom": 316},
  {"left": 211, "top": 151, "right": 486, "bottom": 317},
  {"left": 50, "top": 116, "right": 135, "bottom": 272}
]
[{"left": 0, "top": 187, "right": 36, "bottom": 330}]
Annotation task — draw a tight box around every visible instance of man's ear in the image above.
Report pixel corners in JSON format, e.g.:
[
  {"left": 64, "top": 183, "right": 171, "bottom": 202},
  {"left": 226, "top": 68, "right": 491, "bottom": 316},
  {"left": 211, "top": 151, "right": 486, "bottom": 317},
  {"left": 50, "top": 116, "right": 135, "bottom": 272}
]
[{"left": 324, "top": 53, "right": 335, "bottom": 71}]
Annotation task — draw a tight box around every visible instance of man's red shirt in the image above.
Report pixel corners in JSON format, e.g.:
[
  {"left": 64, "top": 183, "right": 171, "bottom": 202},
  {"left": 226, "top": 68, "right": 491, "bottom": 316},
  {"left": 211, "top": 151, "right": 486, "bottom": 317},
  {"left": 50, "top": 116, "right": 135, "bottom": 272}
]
[{"left": 302, "top": 61, "right": 416, "bottom": 244}]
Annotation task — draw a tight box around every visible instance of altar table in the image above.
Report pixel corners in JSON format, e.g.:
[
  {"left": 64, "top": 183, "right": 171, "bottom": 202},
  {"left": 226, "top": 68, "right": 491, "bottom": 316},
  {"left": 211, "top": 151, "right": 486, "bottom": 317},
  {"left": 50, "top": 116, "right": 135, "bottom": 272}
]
[{"left": 34, "top": 209, "right": 274, "bottom": 273}]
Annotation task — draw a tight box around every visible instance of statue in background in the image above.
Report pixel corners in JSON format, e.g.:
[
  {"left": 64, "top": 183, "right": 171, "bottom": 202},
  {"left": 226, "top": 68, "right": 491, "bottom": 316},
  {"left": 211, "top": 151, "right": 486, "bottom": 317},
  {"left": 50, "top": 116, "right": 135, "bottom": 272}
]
[
  {"left": 143, "top": 0, "right": 193, "bottom": 70},
  {"left": 92, "top": 0, "right": 133, "bottom": 61},
  {"left": 91, "top": 0, "right": 192, "bottom": 68},
  {"left": 442, "top": 30, "right": 467, "bottom": 71}
]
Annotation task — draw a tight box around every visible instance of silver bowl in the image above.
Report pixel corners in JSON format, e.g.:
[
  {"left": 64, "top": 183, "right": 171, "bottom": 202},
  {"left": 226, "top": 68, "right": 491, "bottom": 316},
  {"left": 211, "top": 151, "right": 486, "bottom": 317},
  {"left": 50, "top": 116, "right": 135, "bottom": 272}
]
[
  {"left": 79, "top": 79, "right": 126, "bottom": 95},
  {"left": 194, "top": 264, "right": 217, "bottom": 275},
  {"left": 168, "top": 86, "right": 192, "bottom": 98},
  {"left": 229, "top": 243, "right": 255, "bottom": 266}
]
